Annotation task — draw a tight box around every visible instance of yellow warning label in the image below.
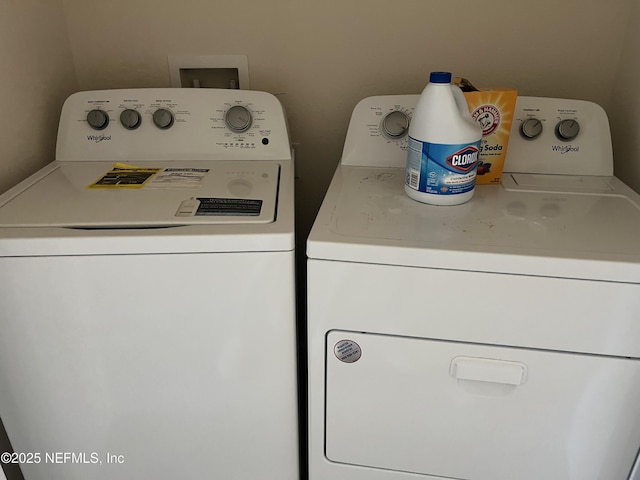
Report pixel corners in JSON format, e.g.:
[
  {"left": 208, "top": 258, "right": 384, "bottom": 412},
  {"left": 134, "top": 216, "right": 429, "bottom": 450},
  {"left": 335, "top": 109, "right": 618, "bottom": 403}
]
[{"left": 88, "top": 163, "right": 162, "bottom": 189}]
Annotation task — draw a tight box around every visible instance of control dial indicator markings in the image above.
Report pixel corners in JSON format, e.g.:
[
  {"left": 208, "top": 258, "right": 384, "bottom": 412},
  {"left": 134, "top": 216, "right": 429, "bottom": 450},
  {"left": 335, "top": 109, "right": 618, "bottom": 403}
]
[
  {"left": 520, "top": 118, "right": 543, "bottom": 139},
  {"left": 152, "top": 108, "right": 174, "bottom": 129},
  {"left": 381, "top": 110, "right": 410, "bottom": 140},
  {"left": 225, "top": 105, "right": 253, "bottom": 133},
  {"left": 120, "top": 109, "right": 142, "bottom": 130},
  {"left": 87, "top": 109, "right": 109, "bottom": 130},
  {"left": 555, "top": 119, "right": 580, "bottom": 141}
]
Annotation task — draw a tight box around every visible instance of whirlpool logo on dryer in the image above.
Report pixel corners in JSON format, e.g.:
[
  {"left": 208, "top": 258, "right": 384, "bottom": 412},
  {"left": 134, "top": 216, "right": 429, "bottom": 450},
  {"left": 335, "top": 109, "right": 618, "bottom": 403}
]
[
  {"left": 552, "top": 145, "right": 580, "bottom": 154},
  {"left": 86, "top": 134, "right": 112, "bottom": 143},
  {"left": 446, "top": 146, "right": 479, "bottom": 172}
]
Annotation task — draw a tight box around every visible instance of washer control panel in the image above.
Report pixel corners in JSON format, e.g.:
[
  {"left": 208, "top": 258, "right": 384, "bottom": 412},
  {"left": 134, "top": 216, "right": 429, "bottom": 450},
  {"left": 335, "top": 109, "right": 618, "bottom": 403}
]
[
  {"left": 56, "top": 88, "right": 291, "bottom": 162},
  {"left": 340, "top": 94, "right": 613, "bottom": 176}
]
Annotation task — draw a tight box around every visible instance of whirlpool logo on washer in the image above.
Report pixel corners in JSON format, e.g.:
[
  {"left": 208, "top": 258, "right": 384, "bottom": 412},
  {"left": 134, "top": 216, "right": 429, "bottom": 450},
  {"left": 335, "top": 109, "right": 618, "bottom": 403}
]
[
  {"left": 86, "top": 134, "right": 112, "bottom": 143},
  {"left": 446, "top": 146, "right": 479, "bottom": 172}
]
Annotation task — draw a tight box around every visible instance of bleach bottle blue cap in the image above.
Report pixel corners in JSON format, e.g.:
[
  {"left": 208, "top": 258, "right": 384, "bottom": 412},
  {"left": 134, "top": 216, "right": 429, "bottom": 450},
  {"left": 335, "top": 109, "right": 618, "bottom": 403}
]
[{"left": 429, "top": 72, "right": 452, "bottom": 83}]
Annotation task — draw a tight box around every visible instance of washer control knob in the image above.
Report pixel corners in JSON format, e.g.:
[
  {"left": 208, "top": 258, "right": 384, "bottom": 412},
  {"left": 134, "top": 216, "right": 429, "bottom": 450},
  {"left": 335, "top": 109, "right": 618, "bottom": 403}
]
[
  {"left": 225, "top": 105, "right": 252, "bottom": 133},
  {"left": 555, "top": 119, "right": 580, "bottom": 141},
  {"left": 120, "top": 109, "right": 142, "bottom": 130},
  {"left": 87, "top": 109, "right": 109, "bottom": 130},
  {"left": 153, "top": 108, "right": 174, "bottom": 129},
  {"left": 520, "top": 118, "right": 543, "bottom": 139},
  {"left": 381, "top": 110, "right": 410, "bottom": 140}
]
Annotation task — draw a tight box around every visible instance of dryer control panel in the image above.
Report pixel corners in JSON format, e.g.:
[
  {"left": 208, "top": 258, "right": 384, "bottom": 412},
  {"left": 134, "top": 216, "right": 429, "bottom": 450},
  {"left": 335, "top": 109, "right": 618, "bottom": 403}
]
[
  {"left": 503, "top": 96, "right": 613, "bottom": 176},
  {"left": 56, "top": 88, "right": 292, "bottom": 162},
  {"left": 341, "top": 95, "right": 419, "bottom": 168},
  {"left": 340, "top": 95, "right": 613, "bottom": 176}
]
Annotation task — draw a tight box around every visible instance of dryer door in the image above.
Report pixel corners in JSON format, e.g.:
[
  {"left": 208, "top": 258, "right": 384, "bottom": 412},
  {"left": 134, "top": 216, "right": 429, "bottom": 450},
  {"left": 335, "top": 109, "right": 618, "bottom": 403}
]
[{"left": 325, "top": 330, "right": 640, "bottom": 480}]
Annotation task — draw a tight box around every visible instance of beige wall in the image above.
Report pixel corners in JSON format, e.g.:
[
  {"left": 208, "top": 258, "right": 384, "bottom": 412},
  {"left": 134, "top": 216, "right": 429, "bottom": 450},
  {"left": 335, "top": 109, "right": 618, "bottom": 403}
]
[
  {"left": 0, "top": 0, "right": 77, "bottom": 194},
  {"left": 610, "top": 0, "right": 640, "bottom": 193}
]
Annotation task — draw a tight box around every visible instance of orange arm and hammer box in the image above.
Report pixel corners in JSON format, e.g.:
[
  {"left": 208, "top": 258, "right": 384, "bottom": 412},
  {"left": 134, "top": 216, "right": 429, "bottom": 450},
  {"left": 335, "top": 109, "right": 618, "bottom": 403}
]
[{"left": 455, "top": 77, "right": 517, "bottom": 185}]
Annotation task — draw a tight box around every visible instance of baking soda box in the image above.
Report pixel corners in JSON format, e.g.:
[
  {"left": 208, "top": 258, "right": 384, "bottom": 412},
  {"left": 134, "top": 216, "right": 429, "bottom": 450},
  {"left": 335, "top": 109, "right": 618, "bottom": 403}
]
[{"left": 454, "top": 78, "right": 517, "bottom": 185}]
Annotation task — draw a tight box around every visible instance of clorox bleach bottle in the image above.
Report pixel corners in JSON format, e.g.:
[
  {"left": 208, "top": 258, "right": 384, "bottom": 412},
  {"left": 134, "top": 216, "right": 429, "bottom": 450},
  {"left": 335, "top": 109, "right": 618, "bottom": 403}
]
[{"left": 405, "top": 71, "right": 482, "bottom": 205}]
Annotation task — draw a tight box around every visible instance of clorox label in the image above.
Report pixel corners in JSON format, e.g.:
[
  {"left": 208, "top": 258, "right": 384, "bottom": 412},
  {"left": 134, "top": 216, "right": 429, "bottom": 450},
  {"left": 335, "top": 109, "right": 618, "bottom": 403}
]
[
  {"left": 447, "top": 146, "right": 479, "bottom": 172},
  {"left": 406, "top": 138, "right": 481, "bottom": 195}
]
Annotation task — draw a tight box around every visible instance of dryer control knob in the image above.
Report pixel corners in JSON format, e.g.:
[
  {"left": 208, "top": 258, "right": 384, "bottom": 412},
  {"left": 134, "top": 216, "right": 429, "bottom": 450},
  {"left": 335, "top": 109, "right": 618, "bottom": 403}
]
[
  {"left": 225, "top": 105, "right": 253, "bottom": 133},
  {"left": 153, "top": 108, "right": 174, "bottom": 129},
  {"left": 520, "top": 118, "right": 543, "bottom": 139},
  {"left": 120, "top": 109, "right": 142, "bottom": 130},
  {"left": 381, "top": 110, "right": 410, "bottom": 140},
  {"left": 87, "top": 109, "right": 109, "bottom": 130},
  {"left": 555, "top": 119, "right": 580, "bottom": 141}
]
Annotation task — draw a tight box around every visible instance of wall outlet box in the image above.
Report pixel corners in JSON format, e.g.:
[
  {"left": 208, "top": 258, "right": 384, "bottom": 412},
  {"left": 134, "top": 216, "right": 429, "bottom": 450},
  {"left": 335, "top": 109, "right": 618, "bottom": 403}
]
[{"left": 168, "top": 54, "right": 250, "bottom": 89}]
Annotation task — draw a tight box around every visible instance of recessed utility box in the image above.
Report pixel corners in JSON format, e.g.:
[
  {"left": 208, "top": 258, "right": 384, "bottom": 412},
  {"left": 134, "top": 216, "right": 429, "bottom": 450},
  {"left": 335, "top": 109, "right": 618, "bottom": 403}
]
[{"left": 168, "top": 55, "right": 250, "bottom": 89}]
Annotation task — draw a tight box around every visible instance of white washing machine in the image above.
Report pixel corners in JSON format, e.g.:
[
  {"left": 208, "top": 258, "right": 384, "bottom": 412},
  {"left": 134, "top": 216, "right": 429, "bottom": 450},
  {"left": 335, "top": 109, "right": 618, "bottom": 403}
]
[
  {"left": 307, "top": 95, "right": 640, "bottom": 480},
  {"left": 0, "top": 88, "right": 298, "bottom": 480}
]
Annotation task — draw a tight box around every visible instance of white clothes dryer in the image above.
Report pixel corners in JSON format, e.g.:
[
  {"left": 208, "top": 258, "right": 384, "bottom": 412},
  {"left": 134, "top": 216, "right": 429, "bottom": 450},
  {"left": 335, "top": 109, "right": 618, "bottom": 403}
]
[
  {"left": 0, "top": 89, "right": 298, "bottom": 480},
  {"left": 307, "top": 95, "right": 640, "bottom": 480}
]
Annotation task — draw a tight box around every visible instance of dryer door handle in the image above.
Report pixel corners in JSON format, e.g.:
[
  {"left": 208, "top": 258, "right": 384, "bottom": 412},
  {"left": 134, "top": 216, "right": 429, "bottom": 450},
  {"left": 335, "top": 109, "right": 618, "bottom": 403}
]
[{"left": 450, "top": 356, "right": 528, "bottom": 386}]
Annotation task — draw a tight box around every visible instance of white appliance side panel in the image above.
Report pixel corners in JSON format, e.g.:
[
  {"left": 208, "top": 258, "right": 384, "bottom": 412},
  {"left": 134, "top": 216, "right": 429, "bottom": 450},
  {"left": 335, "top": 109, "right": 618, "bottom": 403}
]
[
  {"left": 325, "top": 331, "right": 640, "bottom": 480},
  {"left": 0, "top": 252, "right": 298, "bottom": 480}
]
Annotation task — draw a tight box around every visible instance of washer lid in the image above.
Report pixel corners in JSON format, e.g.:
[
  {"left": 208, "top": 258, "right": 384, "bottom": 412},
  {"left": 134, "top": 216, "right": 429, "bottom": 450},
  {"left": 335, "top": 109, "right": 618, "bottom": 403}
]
[
  {"left": 307, "top": 166, "right": 640, "bottom": 282},
  {"left": 0, "top": 160, "right": 279, "bottom": 228}
]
